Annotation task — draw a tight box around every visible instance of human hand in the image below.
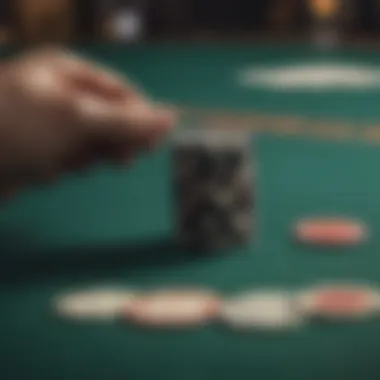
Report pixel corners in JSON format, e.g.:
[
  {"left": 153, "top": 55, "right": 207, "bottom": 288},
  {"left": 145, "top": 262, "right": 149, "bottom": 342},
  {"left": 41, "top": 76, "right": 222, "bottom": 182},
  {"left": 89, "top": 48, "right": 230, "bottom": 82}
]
[{"left": 0, "top": 48, "right": 176, "bottom": 195}]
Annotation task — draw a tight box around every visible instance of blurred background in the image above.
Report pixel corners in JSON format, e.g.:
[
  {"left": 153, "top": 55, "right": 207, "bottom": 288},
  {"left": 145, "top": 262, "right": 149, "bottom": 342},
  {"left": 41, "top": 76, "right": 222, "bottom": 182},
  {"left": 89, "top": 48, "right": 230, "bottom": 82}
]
[{"left": 0, "top": 0, "right": 379, "bottom": 45}]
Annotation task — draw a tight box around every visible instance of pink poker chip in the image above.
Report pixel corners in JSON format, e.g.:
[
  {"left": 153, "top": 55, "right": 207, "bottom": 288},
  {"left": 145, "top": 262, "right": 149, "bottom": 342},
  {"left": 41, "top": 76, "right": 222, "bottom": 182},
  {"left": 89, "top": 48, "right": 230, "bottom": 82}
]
[
  {"left": 294, "top": 218, "right": 367, "bottom": 246},
  {"left": 124, "top": 290, "right": 221, "bottom": 327},
  {"left": 297, "top": 285, "right": 380, "bottom": 319}
]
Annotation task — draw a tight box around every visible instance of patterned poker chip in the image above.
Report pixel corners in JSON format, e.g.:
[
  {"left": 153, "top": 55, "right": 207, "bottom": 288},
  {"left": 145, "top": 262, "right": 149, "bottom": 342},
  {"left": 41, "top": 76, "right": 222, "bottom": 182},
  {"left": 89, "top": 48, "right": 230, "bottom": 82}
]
[
  {"left": 53, "top": 287, "right": 136, "bottom": 321},
  {"left": 296, "top": 284, "right": 380, "bottom": 320},
  {"left": 220, "top": 291, "right": 303, "bottom": 331},
  {"left": 124, "top": 290, "right": 220, "bottom": 327},
  {"left": 294, "top": 217, "right": 367, "bottom": 246}
]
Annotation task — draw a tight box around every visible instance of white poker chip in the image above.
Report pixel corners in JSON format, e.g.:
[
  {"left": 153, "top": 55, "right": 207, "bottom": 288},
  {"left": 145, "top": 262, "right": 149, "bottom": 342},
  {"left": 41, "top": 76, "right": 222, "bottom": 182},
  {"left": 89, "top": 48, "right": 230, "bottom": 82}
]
[
  {"left": 296, "top": 283, "right": 380, "bottom": 321},
  {"left": 220, "top": 291, "right": 303, "bottom": 330},
  {"left": 53, "top": 287, "right": 136, "bottom": 321}
]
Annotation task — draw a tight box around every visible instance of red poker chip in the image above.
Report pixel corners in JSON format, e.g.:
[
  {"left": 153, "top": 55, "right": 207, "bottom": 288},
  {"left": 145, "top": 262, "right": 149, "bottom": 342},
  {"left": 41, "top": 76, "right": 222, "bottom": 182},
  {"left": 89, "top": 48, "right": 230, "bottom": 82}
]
[
  {"left": 124, "top": 290, "right": 221, "bottom": 327},
  {"left": 298, "top": 285, "right": 380, "bottom": 319},
  {"left": 294, "top": 218, "right": 367, "bottom": 246}
]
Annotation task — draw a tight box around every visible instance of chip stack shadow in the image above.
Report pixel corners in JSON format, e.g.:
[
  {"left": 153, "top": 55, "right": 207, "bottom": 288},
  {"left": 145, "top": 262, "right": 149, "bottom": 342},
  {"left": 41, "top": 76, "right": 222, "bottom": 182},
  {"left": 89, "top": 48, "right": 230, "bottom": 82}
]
[{"left": 171, "top": 129, "right": 254, "bottom": 251}]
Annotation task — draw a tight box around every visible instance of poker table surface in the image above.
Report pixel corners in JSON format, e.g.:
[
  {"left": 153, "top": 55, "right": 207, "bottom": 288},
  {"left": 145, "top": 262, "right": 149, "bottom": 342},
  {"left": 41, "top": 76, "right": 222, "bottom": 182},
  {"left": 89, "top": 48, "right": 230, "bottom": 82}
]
[{"left": 2, "top": 43, "right": 380, "bottom": 380}]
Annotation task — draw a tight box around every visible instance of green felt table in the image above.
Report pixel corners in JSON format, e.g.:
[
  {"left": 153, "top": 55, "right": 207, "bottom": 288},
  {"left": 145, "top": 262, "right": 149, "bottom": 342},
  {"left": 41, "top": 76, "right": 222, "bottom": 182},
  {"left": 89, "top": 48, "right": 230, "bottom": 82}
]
[{"left": 1, "top": 44, "right": 380, "bottom": 380}]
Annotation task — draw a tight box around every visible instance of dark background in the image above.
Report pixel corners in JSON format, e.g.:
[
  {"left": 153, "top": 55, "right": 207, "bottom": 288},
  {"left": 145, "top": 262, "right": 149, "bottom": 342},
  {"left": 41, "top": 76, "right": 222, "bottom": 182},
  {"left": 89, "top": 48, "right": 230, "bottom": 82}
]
[{"left": 0, "top": 0, "right": 379, "bottom": 43}]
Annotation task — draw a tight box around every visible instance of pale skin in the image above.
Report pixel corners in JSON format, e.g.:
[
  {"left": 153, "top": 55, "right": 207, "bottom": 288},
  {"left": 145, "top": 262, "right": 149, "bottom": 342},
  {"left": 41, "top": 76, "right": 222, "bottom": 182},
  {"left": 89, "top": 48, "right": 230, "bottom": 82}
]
[{"left": 0, "top": 48, "right": 176, "bottom": 197}]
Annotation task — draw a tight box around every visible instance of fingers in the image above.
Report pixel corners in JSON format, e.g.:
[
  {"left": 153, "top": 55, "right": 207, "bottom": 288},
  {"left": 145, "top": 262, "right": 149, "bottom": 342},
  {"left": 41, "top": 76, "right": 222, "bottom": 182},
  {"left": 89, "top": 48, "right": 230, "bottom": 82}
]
[
  {"left": 66, "top": 96, "right": 176, "bottom": 167},
  {"left": 53, "top": 51, "right": 140, "bottom": 101},
  {"left": 75, "top": 96, "right": 176, "bottom": 147},
  {"left": 62, "top": 52, "right": 176, "bottom": 158},
  {"left": 65, "top": 62, "right": 135, "bottom": 101}
]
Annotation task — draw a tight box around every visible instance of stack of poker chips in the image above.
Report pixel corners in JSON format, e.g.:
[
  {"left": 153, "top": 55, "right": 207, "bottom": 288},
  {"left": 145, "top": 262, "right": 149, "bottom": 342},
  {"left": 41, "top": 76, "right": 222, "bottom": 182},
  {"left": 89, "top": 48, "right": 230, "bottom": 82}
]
[
  {"left": 171, "top": 129, "right": 254, "bottom": 250},
  {"left": 53, "top": 282, "right": 380, "bottom": 331}
]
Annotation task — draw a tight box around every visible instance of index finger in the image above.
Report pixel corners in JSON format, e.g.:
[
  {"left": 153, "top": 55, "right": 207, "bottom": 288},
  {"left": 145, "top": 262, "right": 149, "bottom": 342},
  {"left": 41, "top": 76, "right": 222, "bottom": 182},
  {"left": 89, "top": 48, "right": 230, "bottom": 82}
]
[{"left": 75, "top": 96, "right": 176, "bottom": 143}]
